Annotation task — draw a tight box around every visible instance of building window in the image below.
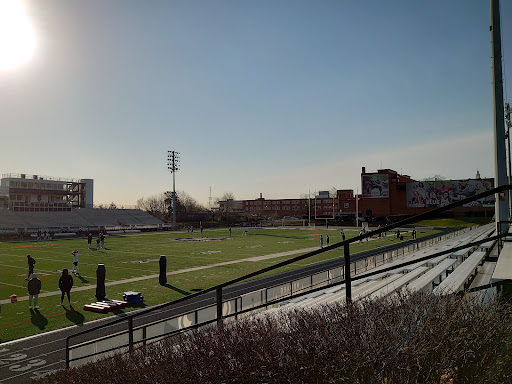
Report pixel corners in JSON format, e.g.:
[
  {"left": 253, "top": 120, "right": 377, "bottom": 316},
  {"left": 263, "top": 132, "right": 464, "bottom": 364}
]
[{"left": 344, "top": 203, "right": 349, "bottom": 208}]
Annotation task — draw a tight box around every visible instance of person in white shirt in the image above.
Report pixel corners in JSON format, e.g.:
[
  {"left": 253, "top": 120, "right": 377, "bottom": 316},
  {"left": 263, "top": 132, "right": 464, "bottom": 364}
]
[{"left": 71, "top": 250, "right": 80, "bottom": 275}]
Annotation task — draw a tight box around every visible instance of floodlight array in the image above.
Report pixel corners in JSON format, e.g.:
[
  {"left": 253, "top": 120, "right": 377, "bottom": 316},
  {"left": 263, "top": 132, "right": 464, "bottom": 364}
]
[{"left": 167, "top": 150, "right": 180, "bottom": 173}]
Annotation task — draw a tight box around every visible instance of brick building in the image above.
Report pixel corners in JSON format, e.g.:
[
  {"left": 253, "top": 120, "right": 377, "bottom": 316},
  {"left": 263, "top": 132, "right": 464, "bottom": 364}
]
[
  {"left": 219, "top": 190, "right": 357, "bottom": 220},
  {"left": 359, "top": 167, "right": 494, "bottom": 220},
  {"left": 218, "top": 167, "right": 494, "bottom": 222}
]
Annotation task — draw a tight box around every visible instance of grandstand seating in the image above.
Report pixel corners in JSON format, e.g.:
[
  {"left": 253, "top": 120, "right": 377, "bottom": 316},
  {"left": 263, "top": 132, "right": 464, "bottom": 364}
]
[
  {"left": 0, "top": 208, "right": 162, "bottom": 230},
  {"left": 282, "top": 224, "right": 495, "bottom": 309},
  {"left": 407, "top": 258, "right": 457, "bottom": 293},
  {"left": 433, "top": 251, "right": 486, "bottom": 294}
]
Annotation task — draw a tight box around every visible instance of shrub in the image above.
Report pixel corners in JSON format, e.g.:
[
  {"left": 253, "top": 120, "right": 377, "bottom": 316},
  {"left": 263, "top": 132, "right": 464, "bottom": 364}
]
[{"left": 33, "top": 291, "right": 512, "bottom": 384}]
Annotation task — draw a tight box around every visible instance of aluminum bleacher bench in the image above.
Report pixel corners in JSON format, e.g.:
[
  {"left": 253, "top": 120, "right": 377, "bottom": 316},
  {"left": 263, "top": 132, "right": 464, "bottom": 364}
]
[
  {"left": 407, "top": 258, "right": 457, "bottom": 293},
  {"left": 451, "top": 248, "right": 471, "bottom": 261},
  {"left": 426, "top": 253, "right": 450, "bottom": 266},
  {"left": 479, "top": 240, "right": 496, "bottom": 253},
  {"left": 367, "top": 266, "right": 429, "bottom": 300},
  {"left": 491, "top": 241, "right": 512, "bottom": 283},
  {"left": 433, "top": 251, "right": 486, "bottom": 294}
]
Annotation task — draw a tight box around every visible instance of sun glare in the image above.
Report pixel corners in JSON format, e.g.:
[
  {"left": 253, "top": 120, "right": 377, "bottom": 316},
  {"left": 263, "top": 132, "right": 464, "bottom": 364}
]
[{"left": 0, "top": 0, "right": 36, "bottom": 70}]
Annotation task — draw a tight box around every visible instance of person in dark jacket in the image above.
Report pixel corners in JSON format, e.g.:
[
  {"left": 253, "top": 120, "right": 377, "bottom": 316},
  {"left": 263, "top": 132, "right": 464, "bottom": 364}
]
[
  {"left": 26, "top": 254, "right": 36, "bottom": 281},
  {"left": 28, "top": 273, "right": 41, "bottom": 309},
  {"left": 59, "top": 268, "right": 73, "bottom": 306}
]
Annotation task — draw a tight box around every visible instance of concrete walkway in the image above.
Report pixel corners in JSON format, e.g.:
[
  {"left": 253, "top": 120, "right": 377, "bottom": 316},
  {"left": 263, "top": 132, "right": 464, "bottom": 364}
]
[{"left": 1, "top": 246, "right": 320, "bottom": 305}]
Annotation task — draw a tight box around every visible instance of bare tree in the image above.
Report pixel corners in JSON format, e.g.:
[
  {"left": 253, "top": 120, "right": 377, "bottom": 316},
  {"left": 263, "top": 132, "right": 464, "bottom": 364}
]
[
  {"left": 136, "top": 193, "right": 169, "bottom": 221},
  {"left": 137, "top": 191, "right": 206, "bottom": 222},
  {"left": 220, "top": 192, "right": 235, "bottom": 201}
]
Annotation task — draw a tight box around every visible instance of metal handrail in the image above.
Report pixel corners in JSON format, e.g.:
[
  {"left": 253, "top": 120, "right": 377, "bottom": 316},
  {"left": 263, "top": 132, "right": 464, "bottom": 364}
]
[{"left": 65, "top": 184, "right": 511, "bottom": 367}]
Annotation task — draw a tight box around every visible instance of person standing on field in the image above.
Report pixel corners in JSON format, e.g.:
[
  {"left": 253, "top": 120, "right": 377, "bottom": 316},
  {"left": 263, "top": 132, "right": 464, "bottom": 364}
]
[
  {"left": 26, "top": 254, "right": 36, "bottom": 280},
  {"left": 87, "top": 233, "right": 92, "bottom": 249},
  {"left": 28, "top": 273, "right": 41, "bottom": 309},
  {"left": 59, "top": 268, "right": 73, "bottom": 306},
  {"left": 71, "top": 250, "right": 80, "bottom": 275}
]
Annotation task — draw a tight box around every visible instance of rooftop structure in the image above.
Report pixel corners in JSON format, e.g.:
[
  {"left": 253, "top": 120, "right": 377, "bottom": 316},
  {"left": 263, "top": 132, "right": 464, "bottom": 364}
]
[{"left": 0, "top": 173, "right": 93, "bottom": 211}]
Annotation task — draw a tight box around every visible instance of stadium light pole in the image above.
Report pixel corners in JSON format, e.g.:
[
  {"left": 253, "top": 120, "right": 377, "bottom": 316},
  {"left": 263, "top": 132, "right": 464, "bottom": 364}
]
[
  {"left": 505, "top": 103, "right": 511, "bottom": 215},
  {"left": 167, "top": 150, "right": 180, "bottom": 228},
  {"left": 491, "top": 0, "right": 509, "bottom": 234}
]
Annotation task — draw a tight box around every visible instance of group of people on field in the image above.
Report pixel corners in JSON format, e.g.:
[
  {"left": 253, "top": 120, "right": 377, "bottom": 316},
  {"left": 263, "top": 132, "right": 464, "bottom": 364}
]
[
  {"left": 87, "top": 232, "right": 106, "bottom": 250},
  {"left": 25, "top": 231, "right": 107, "bottom": 310},
  {"left": 25, "top": 250, "right": 78, "bottom": 310}
]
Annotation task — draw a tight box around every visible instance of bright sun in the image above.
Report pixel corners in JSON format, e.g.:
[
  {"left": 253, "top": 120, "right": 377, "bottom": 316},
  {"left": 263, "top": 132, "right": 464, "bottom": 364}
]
[{"left": 0, "top": 0, "right": 36, "bottom": 70}]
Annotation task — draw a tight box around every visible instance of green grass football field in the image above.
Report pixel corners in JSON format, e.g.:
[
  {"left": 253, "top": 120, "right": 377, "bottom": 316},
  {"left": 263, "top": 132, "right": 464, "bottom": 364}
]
[{"left": 0, "top": 226, "right": 438, "bottom": 342}]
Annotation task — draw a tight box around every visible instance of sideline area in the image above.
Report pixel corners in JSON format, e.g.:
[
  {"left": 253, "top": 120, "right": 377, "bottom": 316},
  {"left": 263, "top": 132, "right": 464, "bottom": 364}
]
[{"left": 0, "top": 246, "right": 320, "bottom": 305}]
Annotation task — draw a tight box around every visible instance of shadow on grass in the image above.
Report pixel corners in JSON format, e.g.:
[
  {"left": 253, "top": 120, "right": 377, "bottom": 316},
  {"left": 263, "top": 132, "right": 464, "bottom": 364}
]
[
  {"left": 112, "top": 308, "right": 127, "bottom": 316},
  {"left": 109, "top": 302, "right": 149, "bottom": 317},
  {"left": 162, "top": 283, "right": 191, "bottom": 296},
  {"left": 77, "top": 275, "right": 89, "bottom": 283},
  {"left": 30, "top": 309, "right": 48, "bottom": 330},
  {"left": 64, "top": 305, "right": 85, "bottom": 325}
]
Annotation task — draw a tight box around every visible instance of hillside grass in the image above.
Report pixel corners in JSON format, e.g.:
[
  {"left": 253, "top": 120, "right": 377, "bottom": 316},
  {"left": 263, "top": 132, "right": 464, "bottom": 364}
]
[
  {"left": 0, "top": 226, "right": 438, "bottom": 342},
  {"left": 413, "top": 216, "right": 493, "bottom": 228}
]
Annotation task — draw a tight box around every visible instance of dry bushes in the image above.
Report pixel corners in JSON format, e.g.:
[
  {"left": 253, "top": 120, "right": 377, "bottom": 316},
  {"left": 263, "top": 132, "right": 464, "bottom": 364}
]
[{"left": 33, "top": 291, "right": 512, "bottom": 384}]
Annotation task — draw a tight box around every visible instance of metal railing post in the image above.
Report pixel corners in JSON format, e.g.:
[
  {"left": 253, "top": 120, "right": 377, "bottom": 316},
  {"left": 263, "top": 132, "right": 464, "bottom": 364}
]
[
  {"left": 128, "top": 317, "right": 134, "bottom": 353},
  {"left": 344, "top": 242, "right": 351, "bottom": 301},
  {"left": 65, "top": 337, "right": 70, "bottom": 368},
  {"left": 216, "top": 286, "right": 223, "bottom": 325}
]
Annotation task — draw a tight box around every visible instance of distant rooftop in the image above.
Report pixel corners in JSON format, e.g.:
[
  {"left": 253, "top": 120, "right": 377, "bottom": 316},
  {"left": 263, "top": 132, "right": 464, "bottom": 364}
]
[{"left": 2, "top": 173, "right": 82, "bottom": 183}]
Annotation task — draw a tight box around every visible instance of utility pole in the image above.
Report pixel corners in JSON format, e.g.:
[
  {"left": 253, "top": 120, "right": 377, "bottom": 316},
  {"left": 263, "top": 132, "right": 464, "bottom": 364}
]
[
  {"left": 490, "top": 0, "right": 509, "bottom": 234},
  {"left": 506, "top": 103, "right": 512, "bottom": 214},
  {"left": 167, "top": 150, "right": 180, "bottom": 228},
  {"left": 308, "top": 189, "right": 311, "bottom": 227}
]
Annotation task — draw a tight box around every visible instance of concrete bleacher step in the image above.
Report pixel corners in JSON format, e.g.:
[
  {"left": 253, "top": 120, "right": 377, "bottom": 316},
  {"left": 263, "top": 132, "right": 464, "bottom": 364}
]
[
  {"left": 470, "top": 261, "right": 496, "bottom": 289},
  {"left": 433, "top": 251, "right": 486, "bottom": 294},
  {"left": 491, "top": 241, "right": 512, "bottom": 283}
]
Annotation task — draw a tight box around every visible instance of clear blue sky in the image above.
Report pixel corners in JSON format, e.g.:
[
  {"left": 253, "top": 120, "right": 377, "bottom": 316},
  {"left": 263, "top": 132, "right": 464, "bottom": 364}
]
[{"left": 1, "top": 0, "right": 511, "bottom": 207}]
